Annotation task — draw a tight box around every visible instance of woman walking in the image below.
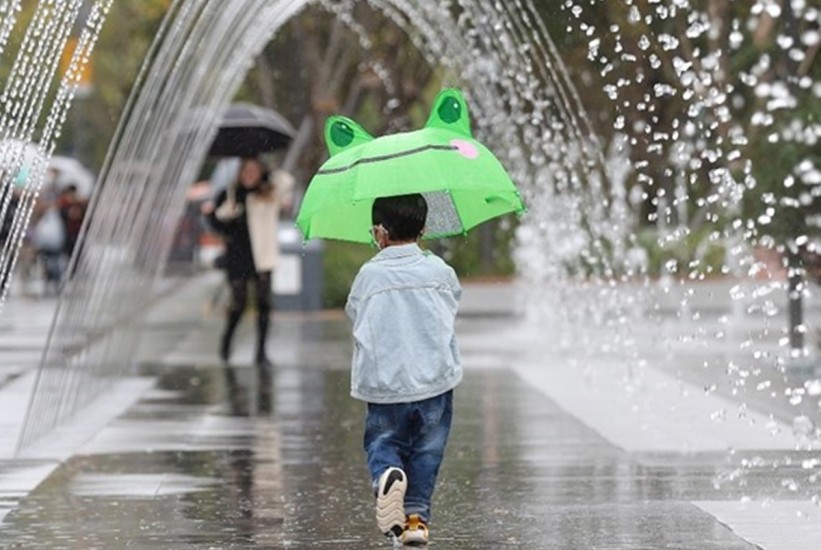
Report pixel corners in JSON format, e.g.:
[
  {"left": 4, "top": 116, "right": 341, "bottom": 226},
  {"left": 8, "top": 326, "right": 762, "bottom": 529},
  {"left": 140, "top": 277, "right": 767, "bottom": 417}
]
[{"left": 209, "top": 157, "right": 292, "bottom": 369}]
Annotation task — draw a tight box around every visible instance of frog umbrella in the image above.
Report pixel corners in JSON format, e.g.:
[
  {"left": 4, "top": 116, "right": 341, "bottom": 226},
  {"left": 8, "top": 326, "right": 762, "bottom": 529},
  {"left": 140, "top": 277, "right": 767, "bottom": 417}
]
[{"left": 295, "top": 88, "right": 525, "bottom": 244}]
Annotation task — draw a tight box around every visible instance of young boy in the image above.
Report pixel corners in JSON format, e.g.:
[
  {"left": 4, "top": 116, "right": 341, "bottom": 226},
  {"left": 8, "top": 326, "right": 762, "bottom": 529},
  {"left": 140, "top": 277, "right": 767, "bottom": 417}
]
[{"left": 345, "top": 193, "right": 462, "bottom": 546}]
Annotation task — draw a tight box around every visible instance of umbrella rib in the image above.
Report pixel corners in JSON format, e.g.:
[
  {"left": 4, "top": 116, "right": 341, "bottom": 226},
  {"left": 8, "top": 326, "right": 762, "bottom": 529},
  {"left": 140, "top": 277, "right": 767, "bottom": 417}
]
[{"left": 317, "top": 144, "right": 457, "bottom": 175}]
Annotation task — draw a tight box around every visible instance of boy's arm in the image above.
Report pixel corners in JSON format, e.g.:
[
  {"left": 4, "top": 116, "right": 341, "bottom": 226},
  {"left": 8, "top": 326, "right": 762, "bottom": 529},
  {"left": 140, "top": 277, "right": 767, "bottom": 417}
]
[
  {"left": 448, "top": 267, "right": 463, "bottom": 363},
  {"left": 344, "top": 294, "right": 358, "bottom": 321},
  {"left": 345, "top": 269, "right": 365, "bottom": 321},
  {"left": 449, "top": 267, "right": 462, "bottom": 302}
]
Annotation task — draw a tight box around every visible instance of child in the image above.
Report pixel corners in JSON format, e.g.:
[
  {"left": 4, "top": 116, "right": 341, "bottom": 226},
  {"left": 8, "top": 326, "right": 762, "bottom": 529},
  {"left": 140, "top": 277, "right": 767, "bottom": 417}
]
[{"left": 345, "top": 193, "right": 463, "bottom": 546}]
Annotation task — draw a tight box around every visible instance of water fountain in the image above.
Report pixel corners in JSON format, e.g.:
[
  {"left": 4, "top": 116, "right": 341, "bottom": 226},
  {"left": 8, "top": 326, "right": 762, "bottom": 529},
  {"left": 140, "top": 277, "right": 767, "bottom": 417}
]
[
  {"left": 0, "top": 0, "right": 111, "bottom": 304},
  {"left": 15, "top": 0, "right": 617, "bottom": 451},
  {"left": 560, "top": 0, "right": 821, "bottom": 507},
  {"left": 3, "top": 0, "right": 818, "bottom": 516}
]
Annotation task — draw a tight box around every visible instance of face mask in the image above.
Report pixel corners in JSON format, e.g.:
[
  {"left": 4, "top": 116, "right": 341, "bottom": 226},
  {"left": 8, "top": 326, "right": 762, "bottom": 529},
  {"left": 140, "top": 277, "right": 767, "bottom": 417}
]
[{"left": 370, "top": 224, "right": 388, "bottom": 250}]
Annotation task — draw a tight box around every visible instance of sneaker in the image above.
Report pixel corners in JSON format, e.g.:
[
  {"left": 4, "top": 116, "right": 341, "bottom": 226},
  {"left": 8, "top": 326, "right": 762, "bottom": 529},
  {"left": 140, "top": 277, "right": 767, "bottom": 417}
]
[
  {"left": 375, "top": 467, "right": 407, "bottom": 538},
  {"left": 399, "top": 514, "right": 429, "bottom": 546}
]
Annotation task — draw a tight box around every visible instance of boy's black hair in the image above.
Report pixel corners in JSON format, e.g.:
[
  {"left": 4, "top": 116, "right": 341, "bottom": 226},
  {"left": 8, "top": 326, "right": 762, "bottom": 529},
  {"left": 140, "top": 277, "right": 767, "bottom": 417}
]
[{"left": 372, "top": 194, "right": 428, "bottom": 241}]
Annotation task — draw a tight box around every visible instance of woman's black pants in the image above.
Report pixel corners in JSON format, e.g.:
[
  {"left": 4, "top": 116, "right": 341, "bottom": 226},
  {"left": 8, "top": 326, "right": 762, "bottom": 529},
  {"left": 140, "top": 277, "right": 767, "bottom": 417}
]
[{"left": 221, "top": 270, "right": 272, "bottom": 365}]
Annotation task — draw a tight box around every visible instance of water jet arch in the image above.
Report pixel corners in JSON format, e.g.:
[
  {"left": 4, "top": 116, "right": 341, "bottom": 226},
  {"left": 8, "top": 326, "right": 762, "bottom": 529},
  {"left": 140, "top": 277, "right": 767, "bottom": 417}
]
[{"left": 17, "top": 0, "right": 616, "bottom": 453}]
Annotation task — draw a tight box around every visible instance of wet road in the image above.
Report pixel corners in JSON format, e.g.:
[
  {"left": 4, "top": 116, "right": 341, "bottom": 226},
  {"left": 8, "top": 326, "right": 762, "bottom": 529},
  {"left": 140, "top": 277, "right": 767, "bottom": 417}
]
[{"left": 0, "top": 313, "right": 772, "bottom": 549}]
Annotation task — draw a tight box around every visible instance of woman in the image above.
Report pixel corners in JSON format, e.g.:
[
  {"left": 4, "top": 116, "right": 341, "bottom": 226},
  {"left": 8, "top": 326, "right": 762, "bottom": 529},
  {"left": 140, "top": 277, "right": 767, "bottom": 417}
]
[{"left": 209, "top": 157, "right": 292, "bottom": 368}]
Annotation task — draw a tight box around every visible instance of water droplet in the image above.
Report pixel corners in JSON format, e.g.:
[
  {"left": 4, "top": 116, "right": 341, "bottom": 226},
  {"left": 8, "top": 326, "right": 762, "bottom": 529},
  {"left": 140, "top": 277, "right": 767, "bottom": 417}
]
[
  {"left": 711, "top": 408, "right": 727, "bottom": 422},
  {"left": 767, "top": 419, "right": 782, "bottom": 436},
  {"left": 805, "top": 379, "right": 821, "bottom": 396},
  {"left": 686, "top": 21, "right": 708, "bottom": 39},
  {"left": 638, "top": 35, "right": 651, "bottom": 51},
  {"left": 793, "top": 415, "right": 815, "bottom": 437},
  {"left": 802, "top": 458, "right": 821, "bottom": 470}
]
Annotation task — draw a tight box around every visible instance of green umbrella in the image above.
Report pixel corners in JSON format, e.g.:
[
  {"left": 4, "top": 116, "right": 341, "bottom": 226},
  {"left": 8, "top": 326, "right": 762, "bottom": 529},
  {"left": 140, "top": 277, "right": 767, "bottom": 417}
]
[{"left": 296, "top": 88, "right": 525, "bottom": 244}]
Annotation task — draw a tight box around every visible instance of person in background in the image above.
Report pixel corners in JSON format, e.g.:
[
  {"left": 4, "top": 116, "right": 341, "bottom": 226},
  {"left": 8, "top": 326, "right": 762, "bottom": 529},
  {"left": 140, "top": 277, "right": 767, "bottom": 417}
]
[
  {"left": 31, "top": 179, "right": 64, "bottom": 296},
  {"left": 208, "top": 157, "right": 293, "bottom": 370},
  {"left": 57, "top": 184, "right": 87, "bottom": 259},
  {"left": 0, "top": 175, "right": 20, "bottom": 296}
]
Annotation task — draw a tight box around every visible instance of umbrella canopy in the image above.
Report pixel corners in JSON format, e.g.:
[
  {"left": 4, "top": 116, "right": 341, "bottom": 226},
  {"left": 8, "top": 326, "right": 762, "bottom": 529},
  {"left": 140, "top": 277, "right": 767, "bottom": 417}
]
[
  {"left": 208, "top": 102, "right": 296, "bottom": 157},
  {"left": 1, "top": 141, "right": 95, "bottom": 197},
  {"left": 48, "top": 156, "right": 95, "bottom": 198},
  {"left": 0, "top": 139, "right": 43, "bottom": 187},
  {"left": 296, "top": 88, "right": 525, "bottom": 244},
  {"left": 208, "top": 157, "right": 242, "bottom": 195}
]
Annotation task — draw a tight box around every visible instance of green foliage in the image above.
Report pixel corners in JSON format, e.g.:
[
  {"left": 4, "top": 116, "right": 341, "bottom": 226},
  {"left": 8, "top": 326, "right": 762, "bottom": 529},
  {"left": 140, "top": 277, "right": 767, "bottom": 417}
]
[
  {"left": 0, "top": 3, "right": 170, "bottom": 167},
  {"left": 322, "top": 241, "right": 374, "bottom": 309},
  {"left": 320, "top": 217, "right": 518, "bottom": 308},
  {"left": 6, "top": 1, "right": 820, "bottom": 283},
  {"left": 57, "top": 1, "right": 171, "bottom": 166},
  {"left": 534, "top": 0, "right": 820, "bottom": 263},
  {"left": 636, "top": 225, "right": 729, "bottom": 278},
  {"left": 437, "top": 217, "right": 518, "bottom": 279},
  {"left": 743, "top": 90, "right": 820, "bottom": 244}
]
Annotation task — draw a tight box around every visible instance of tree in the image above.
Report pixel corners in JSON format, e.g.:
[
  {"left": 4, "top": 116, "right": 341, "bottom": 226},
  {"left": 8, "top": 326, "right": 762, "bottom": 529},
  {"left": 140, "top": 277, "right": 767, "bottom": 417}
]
[
  {"left": 56, "top": 0, "right": 171, "bottom": 168},
  {"left": 535, "top": 1, "right": 818, "bottom": 276}
]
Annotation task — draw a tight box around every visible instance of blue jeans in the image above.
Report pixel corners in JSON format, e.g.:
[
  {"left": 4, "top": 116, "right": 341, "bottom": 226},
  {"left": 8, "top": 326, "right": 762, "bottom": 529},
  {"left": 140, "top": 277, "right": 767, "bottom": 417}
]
[{"left": 363, "top": 390, "right": 453, "bottom": 523}]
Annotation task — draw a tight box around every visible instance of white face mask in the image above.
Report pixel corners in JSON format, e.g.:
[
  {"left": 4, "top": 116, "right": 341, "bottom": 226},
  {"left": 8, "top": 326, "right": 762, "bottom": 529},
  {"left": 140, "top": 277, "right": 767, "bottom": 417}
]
[{"left": 370, "top": 224, "right": 388, "bottom": 250}]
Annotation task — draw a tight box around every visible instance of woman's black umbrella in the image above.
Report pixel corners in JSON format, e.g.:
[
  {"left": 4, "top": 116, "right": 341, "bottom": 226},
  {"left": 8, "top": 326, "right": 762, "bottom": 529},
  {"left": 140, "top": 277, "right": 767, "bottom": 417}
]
[{"left": 209, "top": 103, "right": 296, "bottom": 157}]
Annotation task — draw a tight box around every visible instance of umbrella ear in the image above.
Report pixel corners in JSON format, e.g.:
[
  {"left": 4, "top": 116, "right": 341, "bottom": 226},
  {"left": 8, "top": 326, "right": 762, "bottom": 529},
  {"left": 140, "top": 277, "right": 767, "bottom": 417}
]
[
  {"left": 324, "top": 116, "right": 374, "bottom": 156},
  {"left": 425, "top": 88, "right": 472, "bottom": 137}
]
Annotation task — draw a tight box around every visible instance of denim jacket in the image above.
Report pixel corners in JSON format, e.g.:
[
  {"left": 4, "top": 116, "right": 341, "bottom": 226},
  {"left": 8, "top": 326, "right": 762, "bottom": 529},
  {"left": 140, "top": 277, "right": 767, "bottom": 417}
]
[{"left": 345, "top": 243, "right": 463, "bottom": 404}]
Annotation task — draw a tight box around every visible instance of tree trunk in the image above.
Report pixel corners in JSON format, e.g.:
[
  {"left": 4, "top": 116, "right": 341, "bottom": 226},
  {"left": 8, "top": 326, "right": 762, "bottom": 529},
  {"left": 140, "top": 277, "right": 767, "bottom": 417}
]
[{"left": 254, "top": 53, "right": 277, "bottom": 109}]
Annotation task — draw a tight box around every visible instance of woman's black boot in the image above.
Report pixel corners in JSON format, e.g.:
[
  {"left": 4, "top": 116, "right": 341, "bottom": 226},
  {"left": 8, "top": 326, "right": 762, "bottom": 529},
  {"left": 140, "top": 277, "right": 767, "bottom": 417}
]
[{"left": 220, "top": 308, "right": 243, "bottom": 363}]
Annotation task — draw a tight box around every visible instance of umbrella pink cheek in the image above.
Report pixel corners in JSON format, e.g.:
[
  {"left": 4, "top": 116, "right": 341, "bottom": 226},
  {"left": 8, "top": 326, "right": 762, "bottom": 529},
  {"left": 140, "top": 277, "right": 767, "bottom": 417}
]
[{"left": 451, "top": 139, "right": 479, "bottom": 160}]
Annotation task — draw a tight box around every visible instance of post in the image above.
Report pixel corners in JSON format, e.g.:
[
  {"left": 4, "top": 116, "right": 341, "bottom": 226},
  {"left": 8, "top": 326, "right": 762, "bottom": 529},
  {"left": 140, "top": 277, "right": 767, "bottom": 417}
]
[{"left": 787, "top": 247, "right": 804, "bottom": 352}]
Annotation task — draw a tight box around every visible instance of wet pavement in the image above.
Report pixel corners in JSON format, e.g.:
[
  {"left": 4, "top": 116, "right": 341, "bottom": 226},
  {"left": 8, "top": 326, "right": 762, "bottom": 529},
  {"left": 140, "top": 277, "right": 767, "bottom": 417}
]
[{"left": 1, "top": 273, "right": 820, "bottom": 548}]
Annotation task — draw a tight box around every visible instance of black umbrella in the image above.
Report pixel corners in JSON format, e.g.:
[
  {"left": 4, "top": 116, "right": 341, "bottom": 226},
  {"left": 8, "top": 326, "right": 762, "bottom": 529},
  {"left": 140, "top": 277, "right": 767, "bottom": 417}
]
[{"left": 209, "top": 103, "right": 296, "bottom": 157}]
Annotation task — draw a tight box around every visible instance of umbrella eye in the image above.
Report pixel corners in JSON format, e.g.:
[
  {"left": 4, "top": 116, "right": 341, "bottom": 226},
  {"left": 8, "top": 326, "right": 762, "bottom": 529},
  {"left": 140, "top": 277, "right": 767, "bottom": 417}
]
[
  {"left": 438, "top": 97, "right": 462, "bottom": 124},
  {"left": 330, "top": 121, "right": 355, "bottom": 148}
]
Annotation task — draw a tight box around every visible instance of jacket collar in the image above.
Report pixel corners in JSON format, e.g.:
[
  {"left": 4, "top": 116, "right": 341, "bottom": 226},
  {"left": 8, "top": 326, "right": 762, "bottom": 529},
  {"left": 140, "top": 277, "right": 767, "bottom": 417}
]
[{"left": 370, "top": 243, "right": 423, "bottom": 262}]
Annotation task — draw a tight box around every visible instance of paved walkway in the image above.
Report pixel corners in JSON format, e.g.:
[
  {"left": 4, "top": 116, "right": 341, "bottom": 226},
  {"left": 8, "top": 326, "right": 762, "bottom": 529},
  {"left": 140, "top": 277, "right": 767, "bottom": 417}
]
[{"left": 0, "top": 272, "right": 820, "bottom": 548}]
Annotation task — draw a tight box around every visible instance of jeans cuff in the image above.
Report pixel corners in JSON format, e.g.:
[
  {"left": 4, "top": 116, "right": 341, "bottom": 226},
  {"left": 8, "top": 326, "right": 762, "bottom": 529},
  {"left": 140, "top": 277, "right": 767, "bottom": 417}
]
[{"left": 404, "top": 506, "right": 429, "bottom": 523}]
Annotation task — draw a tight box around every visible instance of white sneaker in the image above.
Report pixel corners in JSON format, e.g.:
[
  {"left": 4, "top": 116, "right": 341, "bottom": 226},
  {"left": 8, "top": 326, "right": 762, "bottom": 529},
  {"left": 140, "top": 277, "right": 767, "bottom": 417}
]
[{"left": 375, "top": 467, "right": 407, "bottom": 538}]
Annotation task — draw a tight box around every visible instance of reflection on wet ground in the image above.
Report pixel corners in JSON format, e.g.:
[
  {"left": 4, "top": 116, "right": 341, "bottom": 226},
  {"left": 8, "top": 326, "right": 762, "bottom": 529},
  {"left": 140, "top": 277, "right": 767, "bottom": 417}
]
[{"left": 0, "top": 317, "right": 766, "bottom": 548}]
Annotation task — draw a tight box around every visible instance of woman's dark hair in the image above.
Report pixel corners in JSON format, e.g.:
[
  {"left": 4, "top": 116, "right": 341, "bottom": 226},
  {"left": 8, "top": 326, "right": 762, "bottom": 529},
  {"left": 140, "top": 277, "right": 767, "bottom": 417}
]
[{"left": 372, "top": 194, "right": 428, "bottom": 241}]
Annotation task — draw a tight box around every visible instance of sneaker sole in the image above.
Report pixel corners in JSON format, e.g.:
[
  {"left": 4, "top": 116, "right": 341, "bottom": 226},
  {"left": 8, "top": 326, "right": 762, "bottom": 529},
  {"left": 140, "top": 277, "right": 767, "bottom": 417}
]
[
  {"left": 376, "top": 468, "right": 406, "bottom": 537},
  {"left": 401, "top": 529, "right": 429, "bottom": 546}
]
